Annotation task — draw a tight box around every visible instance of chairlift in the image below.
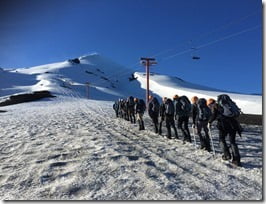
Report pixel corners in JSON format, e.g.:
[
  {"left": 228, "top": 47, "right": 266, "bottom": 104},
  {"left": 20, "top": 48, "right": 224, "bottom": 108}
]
[
  {"left": 190, "top": 47, "right": 200, "bottom": 60},
  {"left": 189, "top": 41, "right": 201, "bottom": 60},
  {"left": 192, "top": 56, "right": 200, "bottom": 60}
]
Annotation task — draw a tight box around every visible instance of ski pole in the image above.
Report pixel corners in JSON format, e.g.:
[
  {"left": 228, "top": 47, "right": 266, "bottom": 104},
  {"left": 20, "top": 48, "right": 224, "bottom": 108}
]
[
  {"left": 208, "top": 123, "right": 216, "bottom": 156},
  {"left": 192, "top": 125, "right": 197, "bottom": 148}
]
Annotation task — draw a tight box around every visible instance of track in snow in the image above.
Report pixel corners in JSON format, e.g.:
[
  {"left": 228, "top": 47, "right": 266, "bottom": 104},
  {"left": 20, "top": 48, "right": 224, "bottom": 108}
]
[{"left": 0, "top": 97, "right": 262, "bottom": 200}]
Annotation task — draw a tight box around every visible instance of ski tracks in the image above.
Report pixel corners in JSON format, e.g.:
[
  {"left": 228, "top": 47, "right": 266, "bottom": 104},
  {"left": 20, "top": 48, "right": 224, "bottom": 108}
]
[{"left": 0, "top": 97, "right": 262, "bottom": 200}]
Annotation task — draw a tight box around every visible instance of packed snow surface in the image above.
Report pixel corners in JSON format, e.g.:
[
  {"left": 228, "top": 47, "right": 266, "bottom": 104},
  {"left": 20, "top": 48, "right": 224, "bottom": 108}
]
[{"left": 0, "top": 96, "right": 262, "bottom": 200}]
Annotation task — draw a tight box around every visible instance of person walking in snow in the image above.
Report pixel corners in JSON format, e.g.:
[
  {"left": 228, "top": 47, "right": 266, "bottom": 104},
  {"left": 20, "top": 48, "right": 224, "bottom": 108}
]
[
  {"left": 191, "top": 96, "right": 199, "bottom": 128},
  {"left": 158, "top": 97, "right": 167, "bottom": 135},
  {"left": 164, "top": 98, "right": 178, "bottom": 139},
  {"left": 134, "top": 97, "right": 146, "bottom": 130},
  {"left": 208, "top": 95, "right": 242, "bottom": 166},
  {"left": 174, "top": 95, "right": 192, "bottom": 143},
  {"left": 148, "top": 95, "right": 160, "bottom": 133},
  {"left": 113, "top": 100, "right": 119, "bottom": 118},
  {"left": 126, "top": 96, "right": 136, "bottom": 124},
  {"left": 192, "top": 98, "right": 212, "bottom": 152}
]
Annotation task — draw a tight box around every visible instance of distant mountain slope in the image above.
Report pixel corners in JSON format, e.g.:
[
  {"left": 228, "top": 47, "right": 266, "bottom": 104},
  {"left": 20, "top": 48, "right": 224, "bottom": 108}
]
[
  {"left": 135, "top": 72, "right": 262, "bottom": 115},
  {"left": 0, "top": 53, "right": 262, "bottom": 114}
]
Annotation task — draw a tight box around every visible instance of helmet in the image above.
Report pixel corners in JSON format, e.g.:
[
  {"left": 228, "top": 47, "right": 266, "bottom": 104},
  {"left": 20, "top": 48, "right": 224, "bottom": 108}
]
[
  {"left": 134, "top": 98, "right": 138, "bottom": 102},
  {"left": 207, "top": 98, "right": 215, "bottom": 106},
  {"left": 191, "top": 96, "right": 199, "bottom": 104},
  {"left": 173, "top": 94, "right": 179, "bottom": 99}
]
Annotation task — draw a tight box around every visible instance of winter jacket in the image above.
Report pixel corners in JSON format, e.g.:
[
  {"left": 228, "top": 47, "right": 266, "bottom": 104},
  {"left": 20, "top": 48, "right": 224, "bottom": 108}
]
[{"left": 148, "top": 97, "right": 160, "bottom": 118}]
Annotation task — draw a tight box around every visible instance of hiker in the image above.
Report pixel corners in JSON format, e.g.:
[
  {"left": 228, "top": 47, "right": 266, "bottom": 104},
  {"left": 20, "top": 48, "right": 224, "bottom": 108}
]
[
  {"left": 172, "top": 94, "right": 179, "bottom": 120},
  {"left": 113, "top": 100, "right": 119, "bottom": 117},
  {"left": 175, "top": 95, "right": 192, "bottom": 143},
  {"left": 121, "top": 99, "right": 129, "bottom": 121},
  {"left": 193, "top": 98, "right": 212, "bottom": 151},
  {"left": 191, "top": 96, "right": 199, "bottom": 127},
  {"left": 164, "top": 98, "right": 178, "bottom": 139},
  {"left": 118, "top": 99, "right": 125, "bottom": 118},
  {"left": 158, "top": 97, "right": 167, "bottom": 135},
  {"left": 208, "top": 94, "right": 242, "bottom": 166},
  {"left": 134, "top": 98, "right": 146, "bottom": 130},
  {"left": 148, "top": 95, "right": 160, "bottom": 133},
  {"left": 127, "top": 96, "right": 136, "bottom": 124}
]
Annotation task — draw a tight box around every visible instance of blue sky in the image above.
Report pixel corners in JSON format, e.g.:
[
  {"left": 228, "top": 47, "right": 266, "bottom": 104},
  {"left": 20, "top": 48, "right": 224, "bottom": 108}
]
[{"left": 0, "top": 0, "right": 262, "bottom": 94}]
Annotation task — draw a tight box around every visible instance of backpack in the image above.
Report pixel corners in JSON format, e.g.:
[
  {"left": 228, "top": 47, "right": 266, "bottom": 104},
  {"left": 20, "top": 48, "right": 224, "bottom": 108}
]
[
  {"left": 177, "top": 96, "right": 191, "bottom": 116},
  {"left": 197, "top": 98, "right": 212, "bottom": 121},
  {"left": 138, "top": 99, "right": 146, "bottom": 112},
  {"left": 217, "top": 94, "right": 241, "bottom": 117},
  {"left": 151, "top": 98, "right": 160, "bottom": 113},
  {"left": 127, "top": 96, "right": 135, "bottom": 107},
  {"left": 113, "top": 102, "right": 118, "bottom": 110},
  {"left": 165, "top": 99, "right": 175, "bottom": 115}
]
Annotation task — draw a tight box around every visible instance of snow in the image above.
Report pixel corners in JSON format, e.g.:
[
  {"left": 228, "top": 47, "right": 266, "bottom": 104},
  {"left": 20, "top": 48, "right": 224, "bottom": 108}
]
[
  {"left": 135, "top": 72, "right": 262, "bottom": 115},
  {"left": 0, "top": 53, "right": 262, "bottom": 114},
  {"left": 0, "top": 53, "right": 262, "bottom": 200},
  {"left": 0, "top": 96, "right": 262, "bottom": 200}
]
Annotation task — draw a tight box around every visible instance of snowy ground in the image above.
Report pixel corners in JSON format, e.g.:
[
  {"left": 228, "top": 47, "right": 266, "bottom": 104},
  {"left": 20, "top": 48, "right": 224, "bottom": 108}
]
[{"left": 0, "top": 96, "right": 262, "bottom": 200}]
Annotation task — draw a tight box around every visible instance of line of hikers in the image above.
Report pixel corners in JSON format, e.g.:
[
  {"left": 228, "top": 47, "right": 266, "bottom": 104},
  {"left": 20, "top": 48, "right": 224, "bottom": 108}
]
[{"left": 113, "top": 94, "right": 243, "bottom": 167}]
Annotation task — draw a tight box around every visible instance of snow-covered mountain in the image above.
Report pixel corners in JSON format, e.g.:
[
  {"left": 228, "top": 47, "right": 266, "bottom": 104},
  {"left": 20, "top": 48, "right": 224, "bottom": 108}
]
[{"left": 0, "top": 53, "right": 262, "bottom": 115}]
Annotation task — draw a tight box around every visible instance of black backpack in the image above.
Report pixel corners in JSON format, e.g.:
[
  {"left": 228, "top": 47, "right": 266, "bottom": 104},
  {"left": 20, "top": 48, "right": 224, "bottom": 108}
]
[
  {"left": 165, "top": 99, "right": 175, "bottom": 115},
  {"left": 138, "top": 99, "right": 146, "bottom": 112},
  {"left": 127, "top": 96, "right": 135, "bottom": 107},
  {"left": 197, "top": 98, "right": 212, "bottom": 121},
  {"left": 176, "top": 96, "right": 191, "bottom": 116},
  {"left": 217, "top": 94, "right": 241, "bottom": 117},
  {"left": 113, "top": 101, "right": 118, "bottom": 110},
  {"left": 151, "top": 98, "right": 160, "bottom": 113}
]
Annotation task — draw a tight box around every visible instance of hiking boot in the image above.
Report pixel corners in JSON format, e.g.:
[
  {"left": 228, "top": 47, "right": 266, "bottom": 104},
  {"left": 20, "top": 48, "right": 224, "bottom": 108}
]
[
  {"left": 222, "top": 155, "right": 231, "bottom": 161},
  {"left": 232, "top": 160, "right": 242, "bottom": 167}
]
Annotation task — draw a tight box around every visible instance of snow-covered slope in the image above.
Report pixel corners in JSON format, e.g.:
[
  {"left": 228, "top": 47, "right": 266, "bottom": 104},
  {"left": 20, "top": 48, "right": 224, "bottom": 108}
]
[
  {"left": 0, "top": 53, "right": 262, "bottom": 114},
  {"left": 1, "top": 53, "right": 144, "bottom": 101},
  {"left": 135, "top": 72, "right": 262, "bottom": 115},
  {"left": 0, "top": 97, "right": 262, "bottom": 200}
]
